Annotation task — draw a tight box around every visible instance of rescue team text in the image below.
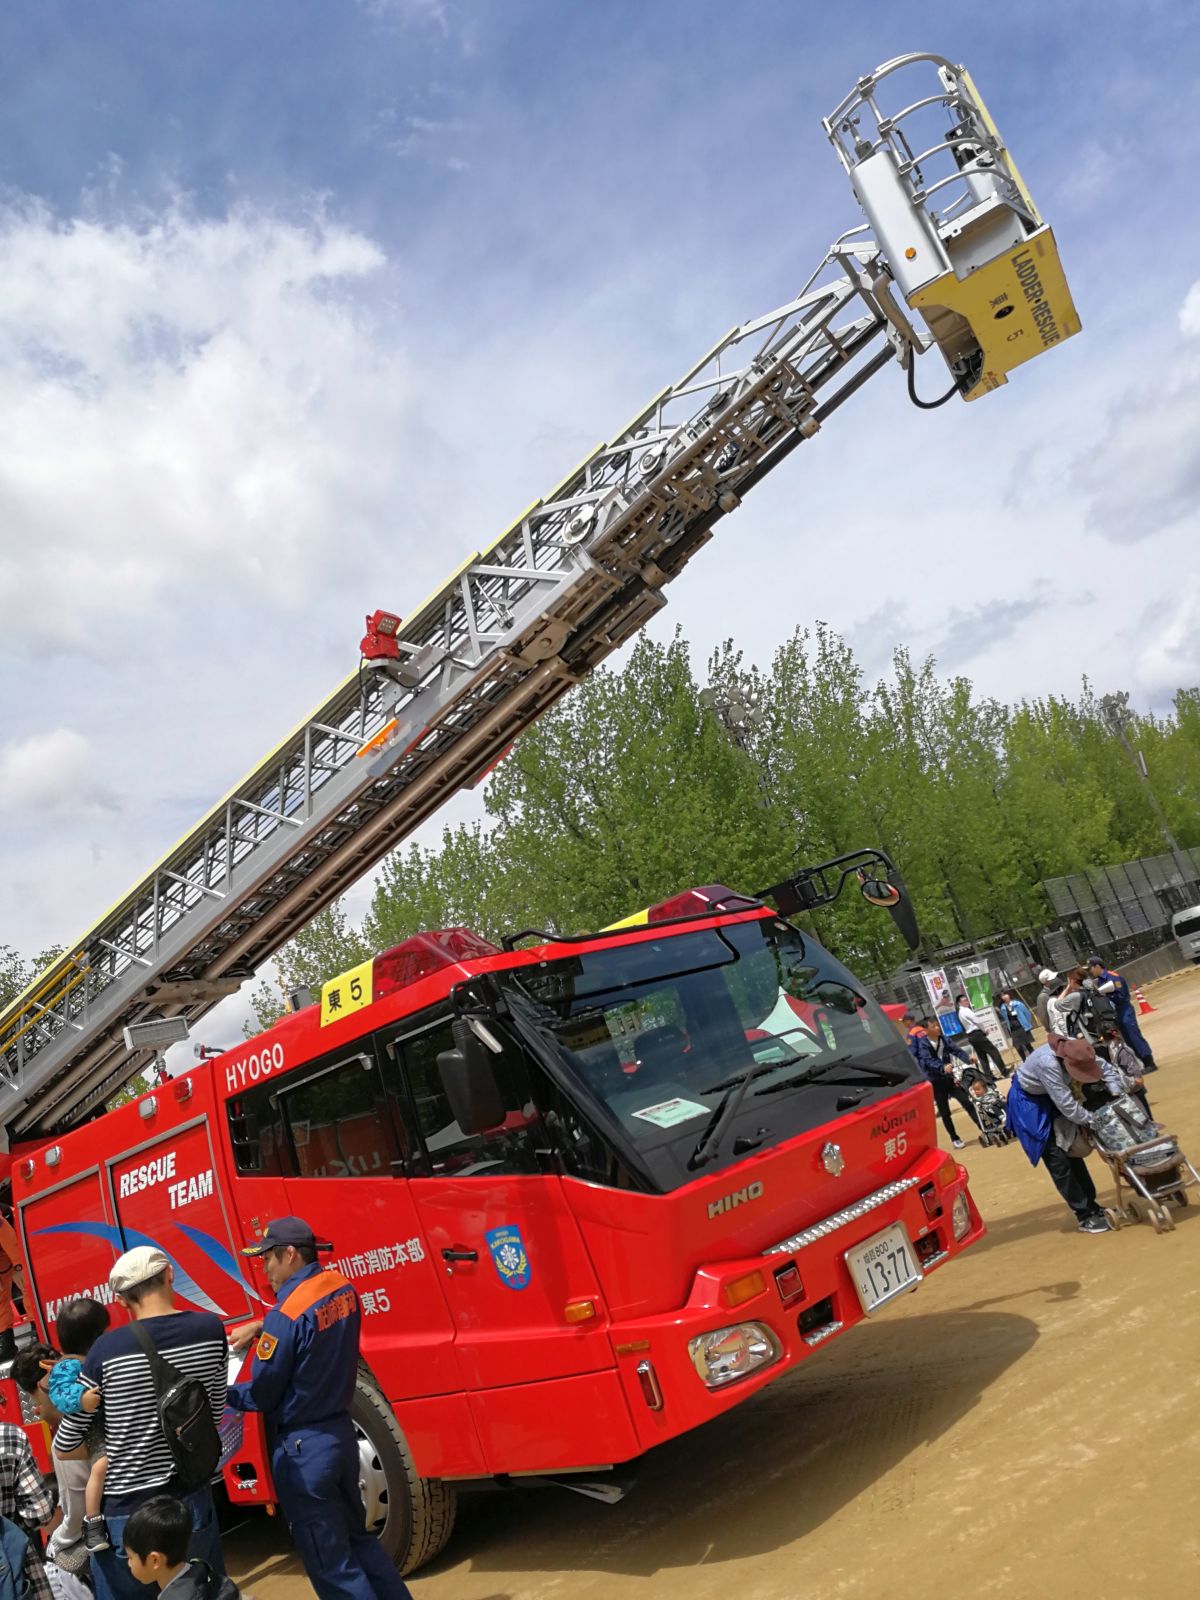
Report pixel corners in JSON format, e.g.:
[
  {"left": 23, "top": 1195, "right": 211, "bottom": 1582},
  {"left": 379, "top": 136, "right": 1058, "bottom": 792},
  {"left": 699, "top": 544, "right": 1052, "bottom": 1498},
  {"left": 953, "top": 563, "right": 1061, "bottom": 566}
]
[{"left": 118, "top": 1152, "right": 215, "bottom": 1210}]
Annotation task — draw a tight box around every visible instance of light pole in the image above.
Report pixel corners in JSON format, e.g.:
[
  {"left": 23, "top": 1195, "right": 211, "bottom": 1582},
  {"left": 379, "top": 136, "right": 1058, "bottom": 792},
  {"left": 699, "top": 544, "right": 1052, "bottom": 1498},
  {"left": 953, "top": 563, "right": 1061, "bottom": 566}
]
[
  {"left": 700, "top": 683, "right": 772, "bottom": 805},
  {"left": 1098, "top": 690, "right": 1181, "bottom": 853}
]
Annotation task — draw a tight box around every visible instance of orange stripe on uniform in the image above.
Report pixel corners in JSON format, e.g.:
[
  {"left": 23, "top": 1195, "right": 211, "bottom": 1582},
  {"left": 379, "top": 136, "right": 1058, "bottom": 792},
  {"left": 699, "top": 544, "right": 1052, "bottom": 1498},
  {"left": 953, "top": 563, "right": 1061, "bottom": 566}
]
[{"left": 277, "top": 1270, "right": 354, "bottom": 1322}]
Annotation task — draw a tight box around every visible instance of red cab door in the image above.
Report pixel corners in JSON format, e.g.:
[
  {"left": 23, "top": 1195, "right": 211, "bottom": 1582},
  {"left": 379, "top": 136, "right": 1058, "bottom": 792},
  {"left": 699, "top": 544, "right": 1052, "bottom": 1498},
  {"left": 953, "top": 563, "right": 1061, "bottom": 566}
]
[{"left": 391, "top": 1016, "right": 613, "bottom": 1392}]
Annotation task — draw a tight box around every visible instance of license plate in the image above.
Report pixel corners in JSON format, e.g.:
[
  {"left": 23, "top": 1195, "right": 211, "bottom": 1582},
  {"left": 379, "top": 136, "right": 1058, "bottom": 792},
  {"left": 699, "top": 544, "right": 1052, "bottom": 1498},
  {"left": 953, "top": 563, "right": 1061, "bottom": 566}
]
[{"left": 846, "top": 1222, "right": 922, "bottom": 1315}]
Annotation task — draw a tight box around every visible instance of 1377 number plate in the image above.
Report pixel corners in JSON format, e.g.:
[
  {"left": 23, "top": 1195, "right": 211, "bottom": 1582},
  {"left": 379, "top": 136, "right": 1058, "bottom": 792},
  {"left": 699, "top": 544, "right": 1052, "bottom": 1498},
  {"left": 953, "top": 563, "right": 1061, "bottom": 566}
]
[{"left": 846, "top": 1222, "right": 922, "bottom": 1315}]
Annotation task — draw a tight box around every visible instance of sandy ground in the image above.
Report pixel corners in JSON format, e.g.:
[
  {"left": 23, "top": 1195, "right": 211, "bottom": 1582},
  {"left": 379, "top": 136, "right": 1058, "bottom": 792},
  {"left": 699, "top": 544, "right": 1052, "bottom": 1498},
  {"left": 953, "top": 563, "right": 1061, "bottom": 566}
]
[{"left": 225, "top": 968, "right": 1200, "bottom": 1599}]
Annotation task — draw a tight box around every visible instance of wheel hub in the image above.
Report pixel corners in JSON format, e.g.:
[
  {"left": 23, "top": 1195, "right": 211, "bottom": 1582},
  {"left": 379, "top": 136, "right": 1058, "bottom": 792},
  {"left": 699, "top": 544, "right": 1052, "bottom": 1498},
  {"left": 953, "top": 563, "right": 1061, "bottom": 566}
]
[{"left": 355, "top": 1420, "right": 391, "bottom": 1534}]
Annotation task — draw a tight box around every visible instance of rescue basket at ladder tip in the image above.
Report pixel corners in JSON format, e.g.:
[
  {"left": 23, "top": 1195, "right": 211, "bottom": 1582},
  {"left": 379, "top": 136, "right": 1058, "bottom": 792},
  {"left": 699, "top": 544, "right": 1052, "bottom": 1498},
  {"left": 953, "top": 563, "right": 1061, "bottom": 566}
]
[{"left": 824, "top": 53, "right": 1080, "bottom": 400}]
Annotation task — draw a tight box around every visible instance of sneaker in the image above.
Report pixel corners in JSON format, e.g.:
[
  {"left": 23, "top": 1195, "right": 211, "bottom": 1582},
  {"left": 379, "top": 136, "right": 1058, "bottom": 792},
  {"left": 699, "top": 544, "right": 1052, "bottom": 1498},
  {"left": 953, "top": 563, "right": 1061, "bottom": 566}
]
[
  {"left": 1077, "top": 1213, "right": 1110, "bottom": 1234},
  {"left": 951, "top": 1137, "right": 965, "bottom": 1149},
  {"left": 83, "top": 1514, "right": 111, "bottom": 1553},
  {"left": 47, "top": 1535, "right": 90, "bottom": 1574}
]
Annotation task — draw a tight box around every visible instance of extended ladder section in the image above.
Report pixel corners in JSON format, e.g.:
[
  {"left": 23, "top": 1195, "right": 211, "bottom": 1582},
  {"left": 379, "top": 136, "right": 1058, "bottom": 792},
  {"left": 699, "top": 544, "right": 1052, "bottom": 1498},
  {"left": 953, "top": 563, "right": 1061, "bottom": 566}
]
[{"left": 0, "top": 54, "right": 1078, "bottom": 1139}]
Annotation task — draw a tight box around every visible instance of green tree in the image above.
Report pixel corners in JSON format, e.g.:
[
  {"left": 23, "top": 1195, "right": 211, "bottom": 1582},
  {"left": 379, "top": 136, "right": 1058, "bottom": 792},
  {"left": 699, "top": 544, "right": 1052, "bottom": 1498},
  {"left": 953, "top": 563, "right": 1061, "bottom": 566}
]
[
  {"left": 1, "top": 944, "right": 66, "bottom": 1010},
  {"left": 247, "top": 904, "right": 370, "bottom": 1034},
  {"left": 252, "top": 624, "right": 1200, "bottom": 1009}
]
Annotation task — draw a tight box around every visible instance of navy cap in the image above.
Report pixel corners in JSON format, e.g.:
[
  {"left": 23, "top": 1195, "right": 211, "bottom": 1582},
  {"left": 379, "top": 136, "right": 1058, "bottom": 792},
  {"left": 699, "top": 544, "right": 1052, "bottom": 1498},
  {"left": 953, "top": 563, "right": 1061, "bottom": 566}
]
[
  {"left": 1086, "top": 953, "right": 1104, "bottom": 966},
  {"left": 241, "top": 1216, "right": 332, "bottom": 1257}
]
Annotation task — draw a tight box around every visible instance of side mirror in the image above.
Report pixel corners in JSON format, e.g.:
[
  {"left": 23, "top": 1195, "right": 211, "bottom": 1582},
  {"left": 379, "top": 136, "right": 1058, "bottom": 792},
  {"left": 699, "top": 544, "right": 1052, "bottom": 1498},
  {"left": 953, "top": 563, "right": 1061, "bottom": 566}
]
[
  {"left": 858, "top": 871, "right": 920, "bottom": 951},
  {"left": 436, "top": 1017, "right": 506, "bottom": 1136}
]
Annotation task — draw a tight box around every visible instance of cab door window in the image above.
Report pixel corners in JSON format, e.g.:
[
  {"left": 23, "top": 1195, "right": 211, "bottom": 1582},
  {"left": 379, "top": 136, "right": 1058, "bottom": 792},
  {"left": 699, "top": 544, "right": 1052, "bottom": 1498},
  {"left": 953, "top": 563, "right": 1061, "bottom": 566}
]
[
  {"left": 384, "top": 1019, "right": 544, "bottom": 1178},
  {"left": 280, "top": 1050, "right": 405, "bottom": 1179}
]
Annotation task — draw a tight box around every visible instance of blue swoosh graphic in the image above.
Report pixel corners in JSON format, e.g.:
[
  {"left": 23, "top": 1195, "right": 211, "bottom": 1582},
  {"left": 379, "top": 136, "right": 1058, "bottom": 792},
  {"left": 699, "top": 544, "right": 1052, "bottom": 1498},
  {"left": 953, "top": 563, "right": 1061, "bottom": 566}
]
[
  {"left": 33, "top": 1221, "right": 226, "bottom": 1316},
  {"left": 173, "top": 1221, "right": 266, "bottom": 1306}
]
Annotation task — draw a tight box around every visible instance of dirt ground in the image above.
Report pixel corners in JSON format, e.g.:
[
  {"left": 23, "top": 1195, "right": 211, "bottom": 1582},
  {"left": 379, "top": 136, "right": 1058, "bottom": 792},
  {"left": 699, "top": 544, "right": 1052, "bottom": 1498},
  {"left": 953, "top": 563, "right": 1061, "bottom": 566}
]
[{"left": 225, "top": 968, "right": 1200, "bottom": 1600}]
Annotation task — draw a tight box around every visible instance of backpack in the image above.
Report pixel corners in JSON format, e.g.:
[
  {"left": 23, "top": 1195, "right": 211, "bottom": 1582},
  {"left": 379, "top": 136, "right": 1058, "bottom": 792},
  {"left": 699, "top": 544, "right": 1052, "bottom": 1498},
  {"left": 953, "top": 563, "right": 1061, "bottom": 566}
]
[
  {"left": 0, "top": 1514, "right": 30, "bottom": 1600},
  {"left": 130, "top": 1323, "right": 221, "bottom": 1492},
  {"left": 1077, "top": 984, "right": 1117, "bottom": 1038}
]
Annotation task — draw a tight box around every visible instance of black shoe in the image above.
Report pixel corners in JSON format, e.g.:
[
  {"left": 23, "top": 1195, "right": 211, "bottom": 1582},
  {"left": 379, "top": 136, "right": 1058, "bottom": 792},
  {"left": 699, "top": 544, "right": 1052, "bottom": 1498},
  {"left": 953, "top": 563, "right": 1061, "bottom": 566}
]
[
  {"left": 83, "top": 1515, "right": 111, "bottom": 1554},
  {"left": 1077, "top": 1213, "right": 1110, "bottom": 1234}
]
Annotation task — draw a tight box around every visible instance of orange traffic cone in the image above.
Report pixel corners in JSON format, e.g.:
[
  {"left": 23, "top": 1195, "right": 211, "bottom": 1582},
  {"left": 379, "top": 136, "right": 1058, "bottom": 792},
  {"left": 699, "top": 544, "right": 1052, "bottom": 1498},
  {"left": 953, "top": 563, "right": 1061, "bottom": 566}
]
[{"left": 1134, "top": 983, "right": 1156, "bottom": 1016}]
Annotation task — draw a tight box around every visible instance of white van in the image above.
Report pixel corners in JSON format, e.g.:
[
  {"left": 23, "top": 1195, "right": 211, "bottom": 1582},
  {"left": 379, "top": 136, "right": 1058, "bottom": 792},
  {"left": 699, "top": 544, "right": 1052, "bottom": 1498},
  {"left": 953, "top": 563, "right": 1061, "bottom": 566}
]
[{"left": 1172, "top": 904, "right": 1200, "bottom": 962}]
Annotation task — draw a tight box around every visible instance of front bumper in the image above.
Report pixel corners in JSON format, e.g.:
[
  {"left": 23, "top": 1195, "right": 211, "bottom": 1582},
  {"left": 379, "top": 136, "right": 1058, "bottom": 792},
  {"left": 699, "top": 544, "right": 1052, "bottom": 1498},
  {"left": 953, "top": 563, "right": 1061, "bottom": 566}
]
[{"left": 610, "top": 1146, "right": 983, "bottom": 1453}]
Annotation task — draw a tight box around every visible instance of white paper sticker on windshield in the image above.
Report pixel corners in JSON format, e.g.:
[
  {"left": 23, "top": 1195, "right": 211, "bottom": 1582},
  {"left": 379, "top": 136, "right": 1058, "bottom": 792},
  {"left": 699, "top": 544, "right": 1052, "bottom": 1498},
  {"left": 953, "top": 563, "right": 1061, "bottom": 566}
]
[{"left": 631, "top": 1097, "right": 710, "bottom": 1129}]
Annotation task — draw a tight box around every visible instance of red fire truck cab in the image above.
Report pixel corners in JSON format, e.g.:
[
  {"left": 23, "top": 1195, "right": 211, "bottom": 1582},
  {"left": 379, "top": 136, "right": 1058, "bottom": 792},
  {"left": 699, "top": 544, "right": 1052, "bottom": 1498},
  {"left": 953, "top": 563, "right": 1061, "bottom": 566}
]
[{"left": 11, "top": 865, "right": 983, "bottom": 1573}]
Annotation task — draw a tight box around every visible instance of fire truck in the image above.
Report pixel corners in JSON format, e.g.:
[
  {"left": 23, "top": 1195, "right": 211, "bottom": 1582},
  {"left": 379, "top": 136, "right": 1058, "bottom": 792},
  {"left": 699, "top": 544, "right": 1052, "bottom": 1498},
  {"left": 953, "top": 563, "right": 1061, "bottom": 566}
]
[{"left": 0, "top": 52, "right": 1077, "bottom": 1575}]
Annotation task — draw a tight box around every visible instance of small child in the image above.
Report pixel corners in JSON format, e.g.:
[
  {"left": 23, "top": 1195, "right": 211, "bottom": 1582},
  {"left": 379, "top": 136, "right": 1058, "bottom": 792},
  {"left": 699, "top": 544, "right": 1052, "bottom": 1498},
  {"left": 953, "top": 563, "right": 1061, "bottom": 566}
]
[
  {"left": 44, "top": 1296, "right": 111, "bottom": 1562},
  {"left": 1099, "top": 1026, "right": 1151, "bottom": 1115},
  {"left": 124, "top": 1494, "right": 241, "bottom": 1599}
]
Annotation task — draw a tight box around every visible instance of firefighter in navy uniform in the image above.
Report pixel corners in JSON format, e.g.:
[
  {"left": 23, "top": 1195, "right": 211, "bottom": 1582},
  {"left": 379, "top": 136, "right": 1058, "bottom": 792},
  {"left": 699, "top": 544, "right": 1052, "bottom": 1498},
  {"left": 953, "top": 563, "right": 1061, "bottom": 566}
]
[{"left": 226, "top": 1217, "right": 412, "bottom": 1600}]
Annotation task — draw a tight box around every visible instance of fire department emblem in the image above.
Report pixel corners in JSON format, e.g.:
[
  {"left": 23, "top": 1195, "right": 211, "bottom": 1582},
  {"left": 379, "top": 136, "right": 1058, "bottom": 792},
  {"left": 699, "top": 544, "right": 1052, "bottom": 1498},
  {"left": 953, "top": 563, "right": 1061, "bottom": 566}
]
[
  {"left": 485, "top": 1225, "right": 531, "bottom": 1292},
  {"left": 821, "top": 1141, "right": 845, "bottom": 1177}
]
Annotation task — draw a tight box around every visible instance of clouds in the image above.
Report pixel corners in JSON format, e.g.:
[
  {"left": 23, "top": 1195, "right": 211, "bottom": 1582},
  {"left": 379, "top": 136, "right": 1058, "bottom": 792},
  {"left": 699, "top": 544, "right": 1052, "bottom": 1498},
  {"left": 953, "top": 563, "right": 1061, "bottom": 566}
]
[
  {"left": 0, "top": 199, "right": 411, "bottom": 651},
  {"left": 1134, "top": 576, "right": 1200, "bottom": 702},
  {"left": 0, "top": 728, "right": 115, "bottom": 817},
  {"left": 1, "top": 2, "right": 1200, "bottom": 973},
  {"left": 928, "top": 599, "right": 1052, "bottom": 674},
  {"left": 1076, "top": 277, "right": 1200, "bottom": 545}
]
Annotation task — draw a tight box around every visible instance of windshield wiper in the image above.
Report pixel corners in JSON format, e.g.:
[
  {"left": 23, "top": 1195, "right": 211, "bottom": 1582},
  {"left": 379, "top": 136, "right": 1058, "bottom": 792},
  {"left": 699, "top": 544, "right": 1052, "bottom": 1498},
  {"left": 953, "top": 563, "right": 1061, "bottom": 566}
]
[
  {"left": 757, "top": 1055, "right": 910, "bottom": 1094},
  {"left": 688, "top": 1059, "right": 781, "bottom": 1171}
]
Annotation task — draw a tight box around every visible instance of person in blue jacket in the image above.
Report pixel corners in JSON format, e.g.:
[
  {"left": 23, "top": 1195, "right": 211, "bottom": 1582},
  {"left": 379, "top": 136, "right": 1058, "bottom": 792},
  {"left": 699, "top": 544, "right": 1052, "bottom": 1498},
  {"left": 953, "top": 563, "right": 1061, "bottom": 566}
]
[
  {"left": 997, "top": 989, "right": 1035, "bottom": 1060},
  {"left": 1005, "top": 1033, "right": 1125, "bottom": 1233},
  {"left": 1086, "top": 956, "right": 1157, "bottom": 1072},
  {"left": 905, "top": 1015, "right": 978, "bottom": 1148},
  {"left": 227, "top": 1218, "right": 412, "bottom": 1600}
]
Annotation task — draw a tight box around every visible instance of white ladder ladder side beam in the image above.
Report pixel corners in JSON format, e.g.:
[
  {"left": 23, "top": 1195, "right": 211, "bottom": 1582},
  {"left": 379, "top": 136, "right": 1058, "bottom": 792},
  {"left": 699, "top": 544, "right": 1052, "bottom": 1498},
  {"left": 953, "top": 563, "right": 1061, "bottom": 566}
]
[{"left": 3, "top": 246, "right": 912, "bottom": 1136}]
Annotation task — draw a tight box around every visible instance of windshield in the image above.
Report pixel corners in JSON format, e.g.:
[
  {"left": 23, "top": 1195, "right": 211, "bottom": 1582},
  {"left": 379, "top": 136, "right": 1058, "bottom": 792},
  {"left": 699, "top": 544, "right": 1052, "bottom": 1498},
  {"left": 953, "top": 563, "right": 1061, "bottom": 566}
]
[
  {"left": 506, "top": 917, "right": 914, "bottom": 1158},
  {"left": 1173, "top": 909, "right": 1200, "bottom": 938}
]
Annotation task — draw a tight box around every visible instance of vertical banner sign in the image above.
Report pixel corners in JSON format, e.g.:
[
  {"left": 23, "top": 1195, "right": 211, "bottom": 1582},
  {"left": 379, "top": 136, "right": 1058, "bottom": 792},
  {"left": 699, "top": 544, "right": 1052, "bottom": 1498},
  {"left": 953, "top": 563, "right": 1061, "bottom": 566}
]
[
  {"left": 922, "top": 968, "right": 952, "bottom": 1011},
  {"left": 922, "top": 968, "right": 961, "bottom": 1034},
  {"left": 957, "top": 961, "right": 1008, "bottom": 1055}
]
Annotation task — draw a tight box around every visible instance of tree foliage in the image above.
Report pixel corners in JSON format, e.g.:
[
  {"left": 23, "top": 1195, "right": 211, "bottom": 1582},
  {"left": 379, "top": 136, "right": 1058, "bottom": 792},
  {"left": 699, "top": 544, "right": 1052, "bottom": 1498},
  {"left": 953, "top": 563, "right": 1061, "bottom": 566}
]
[
  {"left": 179, "top": 628, "right": 1199, "bottom": 1033},
  {"left": 0, "top": 945, "right": 65, "bottom": 1011}
]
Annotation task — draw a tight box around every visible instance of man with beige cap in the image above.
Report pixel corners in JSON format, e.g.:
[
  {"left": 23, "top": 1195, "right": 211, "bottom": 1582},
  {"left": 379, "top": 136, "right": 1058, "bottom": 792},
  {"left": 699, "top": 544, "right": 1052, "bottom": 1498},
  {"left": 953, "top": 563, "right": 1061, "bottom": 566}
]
[{"left": 52, "top": 1245, "right": 228, "bottom": 1600}]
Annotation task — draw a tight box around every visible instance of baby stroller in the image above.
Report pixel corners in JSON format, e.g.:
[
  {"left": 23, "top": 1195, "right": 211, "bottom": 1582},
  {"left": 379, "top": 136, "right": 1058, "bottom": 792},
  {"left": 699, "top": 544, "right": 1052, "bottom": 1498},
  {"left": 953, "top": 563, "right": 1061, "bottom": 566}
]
[
  {"left": 959, "top": 1064, "right": 1010, "bottom": 1147},
  {"left": 1088, "top": 1093, "right": 1199, "bottom": 1234}
]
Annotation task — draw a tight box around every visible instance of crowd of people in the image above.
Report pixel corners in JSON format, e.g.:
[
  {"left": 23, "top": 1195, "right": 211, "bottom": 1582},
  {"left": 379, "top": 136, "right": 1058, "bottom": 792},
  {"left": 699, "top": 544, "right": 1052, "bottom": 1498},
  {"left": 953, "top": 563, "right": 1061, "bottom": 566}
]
[
  {"left": 904, "top": 957, "right": 1162, "bottom": 1234},
  {"left": 0, "top": 1218, "right": 412, "bottom": 1600}
]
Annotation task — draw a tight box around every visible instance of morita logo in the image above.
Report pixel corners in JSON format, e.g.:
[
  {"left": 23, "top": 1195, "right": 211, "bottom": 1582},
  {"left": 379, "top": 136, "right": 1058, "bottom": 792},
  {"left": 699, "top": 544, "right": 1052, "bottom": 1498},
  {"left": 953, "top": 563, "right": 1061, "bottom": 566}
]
[
  {"left": 707, "top": 1180, "right": 764, "bottom": 1220},
  {"left": 869, "top": 1107, "right": 919, "bottom": 1140}
]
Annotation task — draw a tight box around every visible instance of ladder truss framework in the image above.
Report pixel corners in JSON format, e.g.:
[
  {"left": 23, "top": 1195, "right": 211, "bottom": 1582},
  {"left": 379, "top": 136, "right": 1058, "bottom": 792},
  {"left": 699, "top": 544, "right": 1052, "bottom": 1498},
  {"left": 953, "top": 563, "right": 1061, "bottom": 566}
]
[
  {"left": 2, "top": 247, "right": 908, "bottom": 1135},
  {"left": 0, "top": 52, "right": 1079, "bottom": 1138}
]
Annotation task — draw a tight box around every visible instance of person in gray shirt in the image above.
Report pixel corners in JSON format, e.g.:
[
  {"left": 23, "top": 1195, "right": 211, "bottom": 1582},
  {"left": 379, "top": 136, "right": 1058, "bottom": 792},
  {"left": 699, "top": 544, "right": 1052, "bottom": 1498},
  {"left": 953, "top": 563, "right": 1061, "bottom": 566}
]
[
  {"left": 1034, "top": 969, "right": 1061, "bottom": 1034},
  {"left": 1005, "top": 1034, "right": 1124, "bottom": 1233}
]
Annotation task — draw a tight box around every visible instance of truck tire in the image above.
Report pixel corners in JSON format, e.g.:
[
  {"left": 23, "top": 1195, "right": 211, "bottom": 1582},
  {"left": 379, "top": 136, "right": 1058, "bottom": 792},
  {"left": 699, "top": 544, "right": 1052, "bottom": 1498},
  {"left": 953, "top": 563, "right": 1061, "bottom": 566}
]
[{"left": 351, "top": 1370, "right": 457, "bottom": 1575}]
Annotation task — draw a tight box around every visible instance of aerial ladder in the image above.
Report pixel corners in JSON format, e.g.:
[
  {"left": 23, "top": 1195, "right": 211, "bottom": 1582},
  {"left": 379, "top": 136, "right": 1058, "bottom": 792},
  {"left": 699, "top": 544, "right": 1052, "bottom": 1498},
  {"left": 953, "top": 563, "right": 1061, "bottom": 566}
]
[{"left": 0, "top": 53, "right": 1079, "bottom": 1142}]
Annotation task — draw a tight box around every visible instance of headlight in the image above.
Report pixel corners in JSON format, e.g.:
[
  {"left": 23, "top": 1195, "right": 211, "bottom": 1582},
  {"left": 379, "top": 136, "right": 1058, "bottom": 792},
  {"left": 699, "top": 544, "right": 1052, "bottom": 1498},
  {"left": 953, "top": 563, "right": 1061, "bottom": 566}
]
[
  {"left": 688, "top": 1322, "right": 781, "bottom": 1388},
  {"left": 952, "top": 1192, "right": 971, "bottom": 1241}
]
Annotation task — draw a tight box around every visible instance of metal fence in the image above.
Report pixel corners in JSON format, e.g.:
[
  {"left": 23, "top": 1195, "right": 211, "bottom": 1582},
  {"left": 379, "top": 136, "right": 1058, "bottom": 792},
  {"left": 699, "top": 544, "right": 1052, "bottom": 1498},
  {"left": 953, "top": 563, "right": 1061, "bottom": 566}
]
[
  {"left": 1044, "top": 848, "right": 1200, "bottom": 953},
  {"left": 875, "top": 848, "right": 1200, "bottom": 1014}
]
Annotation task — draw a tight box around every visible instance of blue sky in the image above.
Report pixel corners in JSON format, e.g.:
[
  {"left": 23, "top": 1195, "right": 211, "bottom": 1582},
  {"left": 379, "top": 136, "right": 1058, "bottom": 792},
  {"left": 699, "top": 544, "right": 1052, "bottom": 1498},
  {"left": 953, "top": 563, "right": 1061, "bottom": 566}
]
[{"left": 2, "top": 0, "right": 1199, "bottom": 981}]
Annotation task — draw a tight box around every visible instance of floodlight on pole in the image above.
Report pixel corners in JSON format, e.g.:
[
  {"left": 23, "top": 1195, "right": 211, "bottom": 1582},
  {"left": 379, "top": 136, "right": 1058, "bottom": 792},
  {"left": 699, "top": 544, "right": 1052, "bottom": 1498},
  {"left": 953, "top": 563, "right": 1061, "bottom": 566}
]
[
  {"left": 702, "top": 680, "right": 770, "bottom": 803},
  {"left": 1098, "top": 689, "right": 1181, "bottom": 854},
  {"left": 122, "top": 1016, "right": 191, "bottom": 1052}
]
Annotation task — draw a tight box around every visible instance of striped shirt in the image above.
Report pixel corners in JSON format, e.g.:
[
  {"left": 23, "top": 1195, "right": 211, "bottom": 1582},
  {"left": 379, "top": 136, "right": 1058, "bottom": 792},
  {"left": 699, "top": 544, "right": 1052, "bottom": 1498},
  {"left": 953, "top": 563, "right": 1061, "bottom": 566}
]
[{"left": 54, "top": 1310, "right": 227, "bottom": 1507}]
